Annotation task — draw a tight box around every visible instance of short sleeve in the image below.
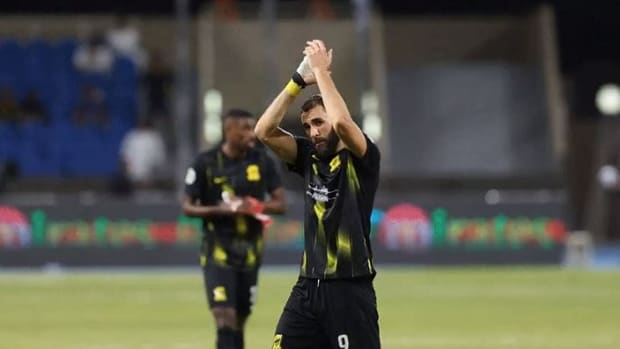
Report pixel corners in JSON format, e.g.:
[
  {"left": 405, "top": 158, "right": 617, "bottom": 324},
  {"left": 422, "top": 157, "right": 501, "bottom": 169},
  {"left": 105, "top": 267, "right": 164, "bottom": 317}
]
[
  {"left": 286, "top": 136, "right": 313, "bottom": 177},
  {"left": 263, "top": 153, "right": 283, "bottom": 192},
  {"left": 184, "top": 156, "right": 206, "bottom": 199},
  {"left": 355, "top": 134, "right": 381, "bottom": 170}
]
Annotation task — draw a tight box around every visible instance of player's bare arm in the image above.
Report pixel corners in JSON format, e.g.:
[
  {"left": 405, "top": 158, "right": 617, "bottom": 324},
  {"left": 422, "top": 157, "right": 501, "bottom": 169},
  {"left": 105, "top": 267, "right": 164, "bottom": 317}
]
[
  {"left": 236, "top": 187, "right": 286, "bottom": 215},
  {"left": 261, "top": 187, "right": 286, "bottom": 214},
  {"left": 306, "top": 39, "right": 368, "bottom": 158},
  {"left": 182, "top": 195, "right": 236, "bottom": 218},
  {"left": 255, "top": 54, "right": 325, "bottom": 163},
  {"left": 254, "top": 92, "right": 298, "bottom": 164}
]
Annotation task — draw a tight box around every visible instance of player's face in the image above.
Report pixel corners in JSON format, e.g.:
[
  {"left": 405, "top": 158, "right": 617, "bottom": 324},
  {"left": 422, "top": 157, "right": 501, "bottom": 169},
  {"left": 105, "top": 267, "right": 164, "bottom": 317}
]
[
  {"left": 224, "top": 117, "right": 256, "bottom": 151},
  {"left": 301, "top": 106, "right": 339, "bottom": 156}
]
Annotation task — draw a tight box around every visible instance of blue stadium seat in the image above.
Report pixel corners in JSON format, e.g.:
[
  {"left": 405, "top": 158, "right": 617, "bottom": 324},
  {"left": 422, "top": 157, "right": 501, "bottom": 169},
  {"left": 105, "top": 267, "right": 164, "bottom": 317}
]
[
  {"left": 112, "top": 56, "right": 137, "bottom": 82},
  {"left": 17, "top": 138, "right": 60, "bottom": 177},
  {"left": 57, "top": 124, "right": 119, "bottom": 176},
  {"left": 23, "top": 41, "right": 54, "bottom": 105},
  {"left": 0, "top": 38, "right": 138, "bottom": 178},
  {"left": 13, "top": 122, "right": 61, "bottom": 176},
  {"left": 79, "top": 73, "right": 112, "bottom": 92},
  {"left": 0, "top": 122, "right": 18, "bottom": 162},
  {"left": 49, "top": 71, "right": 80, "bottom": 122},
  {"left": 16, "top": 122, "right": 45, "bottom": 141},
  {"left": 48, "top": 104, "right": 70, "bottom": 124},
  {"left": 52, "top": 39, "right": 77, "bottom": 71},
  {"left": 0, "top": 40, "right": 25, "bottom": 98},
  {"left": 109, "top": 96, "right": 137, "bottom": 124},
  {"left": 0, "top": 39, "right": 22, "bottom": 66}
]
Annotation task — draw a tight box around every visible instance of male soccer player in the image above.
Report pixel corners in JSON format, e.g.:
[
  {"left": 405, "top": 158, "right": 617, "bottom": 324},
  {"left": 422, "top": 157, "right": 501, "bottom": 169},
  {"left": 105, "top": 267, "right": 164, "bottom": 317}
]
[
  {"left": 183, "top": 108, "right": 286, "bottom": 349},
  {"left": 255, "top": 39, "right": 381, "bottom": 349}
]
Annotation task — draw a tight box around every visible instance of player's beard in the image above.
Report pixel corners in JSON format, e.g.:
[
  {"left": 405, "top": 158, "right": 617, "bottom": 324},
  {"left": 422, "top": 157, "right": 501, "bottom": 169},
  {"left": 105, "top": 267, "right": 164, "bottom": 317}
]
[{"left": 315, "top": 129, "right": 340, "bottom": 158}]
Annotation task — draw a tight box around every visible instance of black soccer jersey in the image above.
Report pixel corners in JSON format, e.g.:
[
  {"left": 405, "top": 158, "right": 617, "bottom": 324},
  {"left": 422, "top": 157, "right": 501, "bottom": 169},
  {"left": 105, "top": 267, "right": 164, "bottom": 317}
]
[
  {"left": 288, "top": 134, "right": 380, "bottom": 279},
  {"left": 185, "top": 146, "right": 282, "bottom": 270}
]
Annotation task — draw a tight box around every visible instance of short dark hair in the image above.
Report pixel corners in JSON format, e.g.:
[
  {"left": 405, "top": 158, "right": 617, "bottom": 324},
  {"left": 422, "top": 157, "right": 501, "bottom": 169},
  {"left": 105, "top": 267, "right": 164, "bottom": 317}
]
[
  {"left": 301, "top": 94, "right": 324, "bottom": 114},
  {"left": 223, "top": 108, "right": 254, "bottom": 120}
]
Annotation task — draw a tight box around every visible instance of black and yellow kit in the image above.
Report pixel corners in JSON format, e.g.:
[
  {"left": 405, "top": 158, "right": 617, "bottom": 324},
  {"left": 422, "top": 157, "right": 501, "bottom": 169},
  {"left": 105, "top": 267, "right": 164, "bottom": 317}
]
[
  {"left": 288, "top": 134, "right": 380, "bottom": 279},
  {"left": 273, "top": 134, "right": 381, "bottom": 349},
  {"left": 185, "top": 145, "right": 281, "bottom": 313}
]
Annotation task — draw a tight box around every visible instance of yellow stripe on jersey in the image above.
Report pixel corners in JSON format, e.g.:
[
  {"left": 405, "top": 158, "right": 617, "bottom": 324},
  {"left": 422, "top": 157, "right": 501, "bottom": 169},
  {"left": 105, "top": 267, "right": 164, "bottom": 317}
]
[
  {"left": 337, "top": 230, "right": 352, "bottom": 257},
  {"left": 326, "top": 246, "right": 337, "bottom": 275},
  {"left": 246, "top": 249, "right": 256, "bottom": 267},
  {"left": 214, "top": 243, "right": 227, "bottom": 264},
  {"left": 222, "top": 183, "right": 234, "bottom": 195},
  {"left": 236, "top": 215, "right": 247, "bottom": 235},
  {"left": 301, "top": 250, "right": 307, "bottom": 274},
  {"left": 313, "top": 200, "right": 338, "bottom": 275},
  {"left": 327, "top": 230, "right": 352, "bottom": 276},
  {"left": 313, "top": 201, "right": 326, "bottom": 219},
  {"left": 347, "top": 160, "right": 361, "bottom": 193},
  {"left": 313, "top": 202, "right": 326, "bottom": 245},
  {"left": 256, "top": 238, "right": 264, "bottom": 254},
  {"left": 329, "top": 155, "right": 341, "bottom": 172}
]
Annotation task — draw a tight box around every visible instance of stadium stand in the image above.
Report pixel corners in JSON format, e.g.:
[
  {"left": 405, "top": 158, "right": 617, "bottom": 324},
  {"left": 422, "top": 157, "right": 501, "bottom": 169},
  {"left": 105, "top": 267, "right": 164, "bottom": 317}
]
[{"left": 0, "top": 37, "right": 138, "bottom": 178}]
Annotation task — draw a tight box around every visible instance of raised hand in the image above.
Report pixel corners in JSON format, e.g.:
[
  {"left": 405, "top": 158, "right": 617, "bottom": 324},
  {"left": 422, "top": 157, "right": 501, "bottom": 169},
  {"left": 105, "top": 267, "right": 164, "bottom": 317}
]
[
  {"left": 296, "top": 55, "right": 316, "bottom": 85},
  {"left": 304, "top": 39, "right": 333, "bottom": 73}
]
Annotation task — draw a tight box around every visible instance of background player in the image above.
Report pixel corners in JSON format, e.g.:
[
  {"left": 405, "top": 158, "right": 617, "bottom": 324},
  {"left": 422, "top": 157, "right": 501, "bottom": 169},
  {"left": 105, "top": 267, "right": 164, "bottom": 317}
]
[{"left": 183, "top": 108, "right": 286, "bottom": 349}]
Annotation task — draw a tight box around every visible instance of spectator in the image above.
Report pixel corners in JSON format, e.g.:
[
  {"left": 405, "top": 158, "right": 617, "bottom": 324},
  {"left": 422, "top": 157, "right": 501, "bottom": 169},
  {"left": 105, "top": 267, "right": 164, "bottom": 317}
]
[
  {"left": 73, "top": 31, "right": 115, "bottom": 74},
  {"left": 19, "top": 90, "right": 48, "bottom": 124},
  {"left": 119, "top": 118, "right": 167, "bottom": 187},
  {"left": 73, "top": 84, "right": 109, "bottom": 128},
  {"left": 106, "top": 16, "right": 148, "bottom": 71},
  {"left": 597, "top": 143, "right": 620, "bottom": 241},
  {"left": 0, "top": 88, "right": 20, "bottom": 123}
]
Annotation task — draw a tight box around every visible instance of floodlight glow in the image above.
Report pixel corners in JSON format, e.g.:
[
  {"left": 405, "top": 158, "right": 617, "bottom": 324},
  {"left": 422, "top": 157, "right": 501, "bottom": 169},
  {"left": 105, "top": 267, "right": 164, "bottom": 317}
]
[
  {"left": 203, "top": 89, "right": 223, "bottom": 144},
  {"left": 595, "top": 83, "right": 620, "bottom": 116}
]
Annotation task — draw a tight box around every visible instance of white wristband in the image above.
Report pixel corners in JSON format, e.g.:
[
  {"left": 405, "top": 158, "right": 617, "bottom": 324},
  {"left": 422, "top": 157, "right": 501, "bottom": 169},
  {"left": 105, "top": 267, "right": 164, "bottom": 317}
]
[{"left": 296, "top": 56, "right": 313, "bottom": 77}]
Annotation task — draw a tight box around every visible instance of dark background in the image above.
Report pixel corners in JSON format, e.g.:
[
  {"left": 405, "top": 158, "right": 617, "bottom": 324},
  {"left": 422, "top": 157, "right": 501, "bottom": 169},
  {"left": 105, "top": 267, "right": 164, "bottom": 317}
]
[{"left": 2, "top": 0, "right": 617, "bottom": 76}]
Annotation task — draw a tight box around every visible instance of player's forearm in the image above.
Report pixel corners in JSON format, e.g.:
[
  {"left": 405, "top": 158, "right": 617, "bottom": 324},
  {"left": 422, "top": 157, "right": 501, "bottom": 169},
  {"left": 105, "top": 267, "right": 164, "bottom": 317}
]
[
  {"left": 313, "top": 68, "right": 354, "bottom": 127},
  {"left": 250, "top": 188, "right": 286, "bottom": 215},
  {"left": 262, "top": 198, "right": 286, "bottom": 215},
  {"left": 313, "top": 68, "right": 367, "bottom": 157},
  {"left": 182, "top": 202, "right": 233, "bottom": 218},
  {"left": 255, "top": 90, "right": 296, "bottom": 142}
]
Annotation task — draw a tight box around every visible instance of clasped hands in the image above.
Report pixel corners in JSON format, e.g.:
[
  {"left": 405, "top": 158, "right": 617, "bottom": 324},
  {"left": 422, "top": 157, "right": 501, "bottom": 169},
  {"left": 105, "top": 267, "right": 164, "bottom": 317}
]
[{"left": 297, "top": 39, "right": 333, "bottom": 85}]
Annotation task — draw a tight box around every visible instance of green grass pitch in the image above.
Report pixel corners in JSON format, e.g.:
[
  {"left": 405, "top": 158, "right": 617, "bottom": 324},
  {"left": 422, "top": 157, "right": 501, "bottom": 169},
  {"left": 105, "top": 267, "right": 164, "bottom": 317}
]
[{"left": 1, "top": 267, "right": 619, "bottom": 349}]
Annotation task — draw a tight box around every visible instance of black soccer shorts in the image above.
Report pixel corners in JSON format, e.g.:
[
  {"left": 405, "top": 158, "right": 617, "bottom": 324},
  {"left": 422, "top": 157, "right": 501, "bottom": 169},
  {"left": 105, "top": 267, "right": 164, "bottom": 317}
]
[
  {"left": 202, "top": 263, "right": 258, "bottom": 317},
  {"left": 272, "top": 276, "right": 381, "bottom": 349}
]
